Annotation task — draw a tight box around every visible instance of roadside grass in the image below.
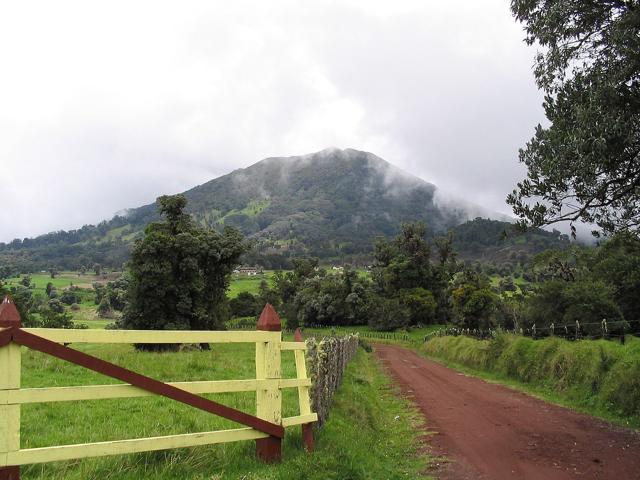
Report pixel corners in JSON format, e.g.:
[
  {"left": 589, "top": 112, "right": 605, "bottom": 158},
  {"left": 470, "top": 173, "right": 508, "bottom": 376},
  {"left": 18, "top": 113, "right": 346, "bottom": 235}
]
[
  {"left": 19, "top": 344, "right": 429, "bottom": 479},
  {"left": 420, "top": 334, "right": 640, "bottom": 430}
]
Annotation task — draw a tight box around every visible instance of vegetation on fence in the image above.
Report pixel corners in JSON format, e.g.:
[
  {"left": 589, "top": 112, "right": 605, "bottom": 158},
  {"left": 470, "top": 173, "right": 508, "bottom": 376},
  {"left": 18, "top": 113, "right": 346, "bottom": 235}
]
[
  {"left": 305, "top": 334, "right": 359, "bottom": 425},
  {"left": 422, "top": 334, "right": 640, "bottom": 426}
]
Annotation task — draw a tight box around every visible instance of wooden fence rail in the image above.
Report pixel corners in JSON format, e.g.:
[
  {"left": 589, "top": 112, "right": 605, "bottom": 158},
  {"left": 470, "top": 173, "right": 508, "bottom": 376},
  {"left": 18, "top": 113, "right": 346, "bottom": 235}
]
[{"left": 0, "top": 298, "right": 316, "bottom": 480}]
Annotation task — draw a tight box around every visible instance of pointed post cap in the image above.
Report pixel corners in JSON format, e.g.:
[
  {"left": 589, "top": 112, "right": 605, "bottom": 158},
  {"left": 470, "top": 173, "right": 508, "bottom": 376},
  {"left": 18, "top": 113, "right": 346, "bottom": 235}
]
[
  {"left": 294, "top": 328, "right": 303, "bottom": 342},
  {"left": 257, "top": 303, "right": 281, "bottom": 332},
  {"left": 0, "top": 295, "right": 21, "bottom": 327}
]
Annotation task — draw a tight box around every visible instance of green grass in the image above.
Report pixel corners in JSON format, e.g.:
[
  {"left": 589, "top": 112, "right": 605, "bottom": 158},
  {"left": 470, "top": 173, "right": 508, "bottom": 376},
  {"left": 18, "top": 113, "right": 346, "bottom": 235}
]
[
  {"left": 5, "top": 273, "right": 96, "bottom": 294},
  {"left": 227, "top": 272, "right": 275, "bottom": 298},
  {"left": 216, "top": 199, "right": 271, "bottom": 225},
  {"left": 421, "top": 334, "right": 640, "bottom": 429},
  {"left": 19, "top": 344, "right": 429, "bottom": 479}
]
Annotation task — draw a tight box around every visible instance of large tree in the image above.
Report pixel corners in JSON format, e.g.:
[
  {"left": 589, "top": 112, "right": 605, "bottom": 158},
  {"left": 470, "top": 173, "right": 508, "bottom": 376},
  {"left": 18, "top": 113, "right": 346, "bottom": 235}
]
[
  {"left": 120, "top": 195, "right": 246, "bottom": 344},
  {"left": 507, "top": 1, "right": 640, "bottom": 236}
]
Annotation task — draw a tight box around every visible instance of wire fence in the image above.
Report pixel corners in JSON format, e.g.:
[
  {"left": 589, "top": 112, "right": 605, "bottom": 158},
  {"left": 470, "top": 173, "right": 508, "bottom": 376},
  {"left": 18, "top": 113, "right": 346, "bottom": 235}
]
[
  {"left": 229, "top": 317, "right": 639, "bottom": 345},
  {"left": 424, "top": 320, "right": 638, "bottom": 344}
]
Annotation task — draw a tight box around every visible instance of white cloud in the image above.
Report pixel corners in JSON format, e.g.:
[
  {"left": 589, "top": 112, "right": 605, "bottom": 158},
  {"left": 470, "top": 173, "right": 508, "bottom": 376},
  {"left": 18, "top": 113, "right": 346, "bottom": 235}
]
[{"left": 0, "top": 0, "right": 544, "bottom": 241}]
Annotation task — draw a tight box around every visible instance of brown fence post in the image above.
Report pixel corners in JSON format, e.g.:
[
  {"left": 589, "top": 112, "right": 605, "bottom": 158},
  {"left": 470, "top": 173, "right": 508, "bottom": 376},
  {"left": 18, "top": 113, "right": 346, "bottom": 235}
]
[
  {"left": 294, "top": 328, "right": 315, "bottom": 452},
  {"left": 255, "top": 304, "right": 282, "bottom": 462},
  {"left": 0, "top": 296, "right": 21, "bottom": 480}
]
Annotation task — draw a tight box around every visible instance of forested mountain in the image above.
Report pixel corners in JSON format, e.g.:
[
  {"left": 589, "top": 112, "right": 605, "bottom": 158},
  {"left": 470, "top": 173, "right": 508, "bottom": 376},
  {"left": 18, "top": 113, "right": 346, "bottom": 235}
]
[{"left": 0, "top": 148, "right": 569, "bottom": 273}]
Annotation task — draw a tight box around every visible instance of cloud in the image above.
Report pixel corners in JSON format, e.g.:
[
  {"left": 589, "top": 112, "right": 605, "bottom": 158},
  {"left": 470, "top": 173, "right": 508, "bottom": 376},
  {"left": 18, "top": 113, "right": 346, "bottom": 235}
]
[{"left": 0, "top": 0, "right": 544, "bottom": 242}]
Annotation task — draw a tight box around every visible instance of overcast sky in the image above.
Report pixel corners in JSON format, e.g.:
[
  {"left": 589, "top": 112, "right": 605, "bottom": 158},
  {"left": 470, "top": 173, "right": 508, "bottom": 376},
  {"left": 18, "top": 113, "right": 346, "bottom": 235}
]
[{"left": 0, "top": 0, "right": 545, "bottom": 243}]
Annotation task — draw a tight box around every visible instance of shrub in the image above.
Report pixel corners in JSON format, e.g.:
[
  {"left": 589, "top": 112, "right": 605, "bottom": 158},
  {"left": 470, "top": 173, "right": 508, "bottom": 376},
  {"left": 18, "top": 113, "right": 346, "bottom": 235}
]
[{"left": 423, "top": 334, "right": 640, "bottom": 419}]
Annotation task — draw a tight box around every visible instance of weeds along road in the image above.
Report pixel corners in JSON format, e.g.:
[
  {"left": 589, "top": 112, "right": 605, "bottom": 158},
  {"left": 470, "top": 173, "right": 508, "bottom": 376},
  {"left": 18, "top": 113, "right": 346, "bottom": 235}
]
[{"left": 374, "top": 344, "right": 640, "bottom": 480}]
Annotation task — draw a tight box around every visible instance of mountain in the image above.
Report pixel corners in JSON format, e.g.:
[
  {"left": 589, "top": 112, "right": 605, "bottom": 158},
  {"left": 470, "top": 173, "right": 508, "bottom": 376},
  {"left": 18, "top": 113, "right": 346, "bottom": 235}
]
[
  {"left": 0, "top": 148, "right": 569, "bottom": 273},
  {"left": 127, "top": 148, "right": 470, "bottom": 253}
]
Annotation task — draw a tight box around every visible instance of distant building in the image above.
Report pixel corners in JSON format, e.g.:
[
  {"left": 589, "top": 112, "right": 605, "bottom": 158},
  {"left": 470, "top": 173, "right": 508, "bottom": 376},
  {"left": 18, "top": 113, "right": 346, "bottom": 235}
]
[{"left": 237, "top": 266, "right": 262, "bottom": 276}]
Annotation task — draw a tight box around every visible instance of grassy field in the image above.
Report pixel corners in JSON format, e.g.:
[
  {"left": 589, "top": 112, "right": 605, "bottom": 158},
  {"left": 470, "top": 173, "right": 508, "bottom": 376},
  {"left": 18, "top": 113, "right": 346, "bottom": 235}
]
[
  {"left": 421, "top": 334, "right": 640, "bottom": 429},
  {"left": 4, "top": 271, "right": 282, "bottom": 325},
  {"left": 4, "top": 272, "right": 104, "bottom": 294},
  {"left": 18, "top": 343, "right": 429, "bottom": 479},
  {"left": 227, "top": 272, "right": 276, "bottom": 298}
]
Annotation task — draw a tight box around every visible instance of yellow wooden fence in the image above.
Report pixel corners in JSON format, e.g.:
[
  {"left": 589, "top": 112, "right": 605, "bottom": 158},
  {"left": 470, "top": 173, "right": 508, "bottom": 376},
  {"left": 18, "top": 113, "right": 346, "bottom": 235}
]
[{"left": 0, "top": 300, "right": 316, "bottom": 477}]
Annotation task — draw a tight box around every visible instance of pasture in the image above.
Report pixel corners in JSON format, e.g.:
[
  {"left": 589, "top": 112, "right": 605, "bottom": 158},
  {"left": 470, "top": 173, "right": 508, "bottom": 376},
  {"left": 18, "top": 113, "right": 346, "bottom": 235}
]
[
  {"left": 227, "top": 271, "right": 276, "bottom": 298},
  {"left": 16, "top": 342, "right": 427, "bottom": 479}
]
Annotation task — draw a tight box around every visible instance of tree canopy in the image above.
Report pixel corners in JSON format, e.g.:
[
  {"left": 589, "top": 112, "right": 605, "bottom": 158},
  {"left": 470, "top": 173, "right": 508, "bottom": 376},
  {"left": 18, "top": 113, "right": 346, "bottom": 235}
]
[
  {"left": 119, "top": 195, "right": 246, "bottom": 345},
  {"left": 508, "top": 0, "right": 640, "bottom": 236}
]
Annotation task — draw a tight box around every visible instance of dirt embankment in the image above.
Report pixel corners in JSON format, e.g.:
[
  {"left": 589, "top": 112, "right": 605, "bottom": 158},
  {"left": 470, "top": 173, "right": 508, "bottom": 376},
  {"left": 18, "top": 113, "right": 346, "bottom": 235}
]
[{"left": 375, "top": 344, "right": 640, "bottom": 480}]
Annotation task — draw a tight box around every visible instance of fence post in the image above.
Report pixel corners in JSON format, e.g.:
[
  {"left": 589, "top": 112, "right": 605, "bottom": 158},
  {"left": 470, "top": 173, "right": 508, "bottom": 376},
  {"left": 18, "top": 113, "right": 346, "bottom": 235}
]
[
  {"left": 255, "top": 304, "right": 282, "bottom": 462},
  {"left": 0, "top": 296, "right": 21, "bottom": 480},
  {"left": 294, "top": 329, "right": 314, "bottom": 452}
]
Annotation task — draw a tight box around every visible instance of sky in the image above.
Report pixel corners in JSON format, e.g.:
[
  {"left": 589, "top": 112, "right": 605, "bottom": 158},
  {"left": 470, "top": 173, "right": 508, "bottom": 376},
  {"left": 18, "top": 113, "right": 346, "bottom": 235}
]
[{"left": 0, "top": 0, "right": 546, "bottom": 243}]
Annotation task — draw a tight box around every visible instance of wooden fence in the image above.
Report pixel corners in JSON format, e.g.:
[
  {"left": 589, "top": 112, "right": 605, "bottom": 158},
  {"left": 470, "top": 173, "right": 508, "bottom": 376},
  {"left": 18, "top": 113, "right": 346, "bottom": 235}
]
[{"left": 0, "top": 298, "right": 316, "bottom": 479}]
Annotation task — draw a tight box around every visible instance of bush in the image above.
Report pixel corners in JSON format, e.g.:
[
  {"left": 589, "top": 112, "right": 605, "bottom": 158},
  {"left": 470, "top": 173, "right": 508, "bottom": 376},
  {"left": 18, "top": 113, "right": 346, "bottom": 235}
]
[
  {"left": 423, "top": 334, "right": 640, "bottom": 419},
  {"left": 229, "top": 292, "right": 260, "bottom": 318},
  {"left": 367, "top": 297, "right": 410, "bottom": 331},
  {"left": 59, "top": 290, "right": 79, "bottom": 305}
]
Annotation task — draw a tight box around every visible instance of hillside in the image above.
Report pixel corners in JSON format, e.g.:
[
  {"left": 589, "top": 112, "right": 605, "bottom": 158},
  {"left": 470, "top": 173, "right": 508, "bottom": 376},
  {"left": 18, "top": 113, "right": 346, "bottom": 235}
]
[{"left": 0, "top": 148, "right": 568, "bottom": 273}]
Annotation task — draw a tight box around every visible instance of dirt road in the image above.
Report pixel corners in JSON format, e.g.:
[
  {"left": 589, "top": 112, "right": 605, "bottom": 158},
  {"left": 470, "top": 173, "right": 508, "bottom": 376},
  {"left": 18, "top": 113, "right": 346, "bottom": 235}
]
[{"left": 374, "top": 344, "right": 640, "bottom": 479}]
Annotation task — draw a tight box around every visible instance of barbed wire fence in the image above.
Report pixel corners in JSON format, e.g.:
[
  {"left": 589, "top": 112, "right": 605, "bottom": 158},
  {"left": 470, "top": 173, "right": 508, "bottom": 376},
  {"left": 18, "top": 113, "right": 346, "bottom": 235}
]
[
  {"left": 229, "top": 317, "right": 638, "bottom": 345},
  {"left": 423, "top": 319, "right": 637, "bottom": 344}
]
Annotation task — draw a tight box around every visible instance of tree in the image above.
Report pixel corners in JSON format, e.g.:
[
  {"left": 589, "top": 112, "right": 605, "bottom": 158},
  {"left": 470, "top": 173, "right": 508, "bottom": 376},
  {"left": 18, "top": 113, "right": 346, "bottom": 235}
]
[
  {"left": 47, "top": 298, "right": 65, "bottom": 314},
  {"left": 367, "top": 296, "right": 410, "bottom": 331},
  {"left": 59, "top": 289, "right": 78, "bottom": 305},
  {"left": 370, "top": 222, "right": 453, "bottom": 325},
  {"left": 401, "top": 288, "right": 437, "bottom": 325},
  {"left": 40, "top": 305, "right": 76, "bottom": 328},
  {"left": 257, "top": 279, "right": 279, "bottom": 309},
  {"left": 508, "top": 1, "right": 640, "bottom": 236},
  {"left": 93, "top": 263, "right": 102, "bottom": 276},
  {"left": 229, "top": 292, "right": 260, "bottom": 318},
  {"left": 120, "top": 195, "right": 246, "bottom": 350},
  {"left": 451, "top": 270, "right": 499, "bottom": 329},
  {"left": 97, "top": 296, "right": 113, "bottom": 319},
  {"left": 523, "top": 279, "right": 625, "bottom": 336},
  {"left": 45, "top": 282, "right": 54, "bottom": 296}
]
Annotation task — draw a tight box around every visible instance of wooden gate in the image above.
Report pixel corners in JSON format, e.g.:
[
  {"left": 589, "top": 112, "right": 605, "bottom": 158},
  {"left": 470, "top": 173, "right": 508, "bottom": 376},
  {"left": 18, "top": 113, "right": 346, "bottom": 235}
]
[{"left": 0, "top": 297, "right": 316, "bottom": 479}]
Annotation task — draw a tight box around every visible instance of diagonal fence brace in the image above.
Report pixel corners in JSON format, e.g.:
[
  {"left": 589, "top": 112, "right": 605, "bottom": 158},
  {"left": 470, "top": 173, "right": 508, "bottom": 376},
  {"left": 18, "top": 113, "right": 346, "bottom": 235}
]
[{"left": 7, "top": 327, "right": 284, "bottom": 438}]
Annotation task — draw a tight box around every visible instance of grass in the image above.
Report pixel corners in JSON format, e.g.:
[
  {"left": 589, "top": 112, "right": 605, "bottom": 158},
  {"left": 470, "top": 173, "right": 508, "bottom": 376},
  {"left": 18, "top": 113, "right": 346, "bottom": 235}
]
[
  {"left": 5, "top": 271, "right": 282, "bottom": 324},
  {"left": 18, "top": 343, "right": 429, "bottom": 479},
  {"left": 216, "top": 199, "right": 271, "bottom": 225},
  {"left": 4, "top": 272, "right": 101, "bottom": 295},
  {"left": 421, "top": 333, "right": 640, "bottom": 429},
  {"left": 227, "top": 272, "right": 276, "bottom": 298}
]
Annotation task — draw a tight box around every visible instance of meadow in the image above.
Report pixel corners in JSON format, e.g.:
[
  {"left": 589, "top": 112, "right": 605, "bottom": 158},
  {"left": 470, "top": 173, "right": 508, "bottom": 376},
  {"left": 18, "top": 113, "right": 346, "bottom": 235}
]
[
  {"left": 17, "top": 342, "right": 428, "bottom": 479},
  {"left": 227, "top": 271, "right": 276, "bottom": 298},
  {"left": 5, "top": 271, "right": 279, "bottom": 327}
]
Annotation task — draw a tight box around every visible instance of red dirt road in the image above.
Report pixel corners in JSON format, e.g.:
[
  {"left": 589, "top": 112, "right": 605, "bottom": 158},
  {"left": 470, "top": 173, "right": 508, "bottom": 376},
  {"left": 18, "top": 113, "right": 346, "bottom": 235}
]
[{"left": 374, "top": 344, "right": 640, "bottom": 479}]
